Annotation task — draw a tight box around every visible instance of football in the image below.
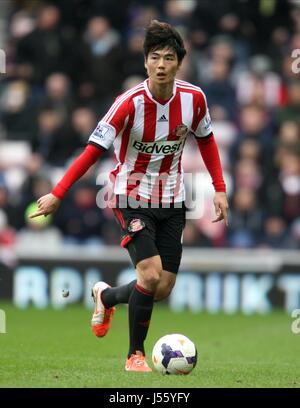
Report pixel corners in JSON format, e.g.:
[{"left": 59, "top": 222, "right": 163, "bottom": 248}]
[{"left": 152, "top": 333, "right": 197, "bottom": 375}]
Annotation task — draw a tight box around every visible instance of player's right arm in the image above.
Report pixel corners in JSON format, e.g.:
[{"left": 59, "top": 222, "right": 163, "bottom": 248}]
[
  {"left": 29, "top": 144, "right": 106, "bottom": 218},
  {"left": 29, "top": 193, "right": 61, "bottom": 218},
  {"left": 30, "top": 96, "right": 131, "bottom": 219}
]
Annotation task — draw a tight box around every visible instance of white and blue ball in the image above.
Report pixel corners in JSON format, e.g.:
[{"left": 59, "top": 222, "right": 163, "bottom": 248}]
[{"left": 152, "top": 334, "right": 197, "bottom": 375}]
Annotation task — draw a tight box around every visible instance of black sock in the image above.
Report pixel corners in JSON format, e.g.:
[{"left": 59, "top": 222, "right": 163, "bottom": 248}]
[
  {"left": 128, "top": 284, "right": 154, "bottom": 358},
  {"left": 101, "top": 280, "right": 137, "bottom": 309}
]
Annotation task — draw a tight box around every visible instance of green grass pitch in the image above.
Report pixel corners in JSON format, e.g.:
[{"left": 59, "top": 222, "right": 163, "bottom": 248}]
[{"left": 0, "top": 303, "right": 299, "bottom": 388}]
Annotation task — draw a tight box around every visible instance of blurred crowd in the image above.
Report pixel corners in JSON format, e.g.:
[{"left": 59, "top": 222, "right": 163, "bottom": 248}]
[{"left": 1, "top": 0, "right": 300, "bottom": 259}]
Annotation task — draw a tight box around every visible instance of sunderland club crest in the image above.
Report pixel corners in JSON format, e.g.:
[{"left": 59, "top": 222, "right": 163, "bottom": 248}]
[
  {"left": 128, "top": 218, "right": 145, "bottom": 233},
  {"left": 173, "top": 124, "right": 188, "bottom": 139}
]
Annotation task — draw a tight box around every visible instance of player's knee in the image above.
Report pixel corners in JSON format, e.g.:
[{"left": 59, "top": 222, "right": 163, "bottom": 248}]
[
  {"left": 142, "top": 269, "right": 161, "bottom": 289},
  {"left": 137, "top": 259, "right": 162, "bottom": 289}
]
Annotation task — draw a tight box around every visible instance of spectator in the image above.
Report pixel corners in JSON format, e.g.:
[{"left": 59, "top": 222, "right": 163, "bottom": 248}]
[
  {"left": 277, "top": 80, "right": 300, "bottom": 128},
  {"left": 40, "top": 72, "right": 73, "bottom": 125},
  {"left": 228, "top": 188, "right": 263, "bottom": 248},
  {"left": 54, "top": 182, "right": 105, "bottom": 246},
  {"left": 16, "top": 4, "right": 78, "bottom": 84},
  {"left": 31, "top": 109, "right": 80, "bottom": 166},
  {"left": 69, "top": 107, "right": 98, "bottom": 147},
  {"left": 259, "top": 216, "right": 297, "bottom": 249},
  {"left": 80, "top": 16, "right": 124, "bottom": 112},
  {"left": 123, "top": 30, "right": 146, "bottom": 79},
  {"left": 203, "top": 57, "right": 237, "bottom": 120},
  {"left": 0, "top": 80, "right": 36, "bottom": 140}
]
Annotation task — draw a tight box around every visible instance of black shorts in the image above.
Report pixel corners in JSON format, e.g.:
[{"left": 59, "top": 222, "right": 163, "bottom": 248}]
[{"left": 113, "top": 197, "right": 186, "bottom": 274}]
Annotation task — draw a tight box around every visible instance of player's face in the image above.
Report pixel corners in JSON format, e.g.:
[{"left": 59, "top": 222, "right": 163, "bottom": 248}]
[{"left": 145, "top": 48, "right": 179, "bottom": 85}]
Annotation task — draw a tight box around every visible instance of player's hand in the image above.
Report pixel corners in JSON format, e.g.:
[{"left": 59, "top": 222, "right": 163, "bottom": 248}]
[
  {"left": 212, "top": 192, "right": 229, "bottom": 226},
  {"left": 29, "top": 193, "right": 61, "bottom": 219}
]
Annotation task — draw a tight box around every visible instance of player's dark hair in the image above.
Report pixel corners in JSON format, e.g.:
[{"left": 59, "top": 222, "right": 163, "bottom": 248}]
[{"left": 143, "top": 20, "right": 186, "bottom": 64}]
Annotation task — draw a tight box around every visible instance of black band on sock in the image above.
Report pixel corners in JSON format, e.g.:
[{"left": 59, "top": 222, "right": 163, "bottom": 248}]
[
  {"left": 101, "top": 280, "right": 137, "bottom": 309},
  {"left": 128, "top": 284, "right": 154, "bottom": 357}
]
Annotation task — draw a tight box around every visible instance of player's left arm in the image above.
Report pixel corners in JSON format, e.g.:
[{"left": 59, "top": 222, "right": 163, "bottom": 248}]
[
  {"left": 192, "top": 94, "right": 229, "bottom": 226},
  {"left": 212, "top": 191, "right": 229, "bottom": 226}
]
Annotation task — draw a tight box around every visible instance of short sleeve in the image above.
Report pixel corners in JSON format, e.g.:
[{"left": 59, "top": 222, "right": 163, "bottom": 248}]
[
  {"left": 88, "top": 96, "right": 130, "bottom": 149},
  {"left": 88, "top": 122, "right": 116, "bottom": 150}
]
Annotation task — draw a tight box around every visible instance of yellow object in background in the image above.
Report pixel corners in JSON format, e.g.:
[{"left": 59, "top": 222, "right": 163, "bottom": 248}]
[{"left": 25, "top": 202, "right": 52, "bottom": 227}]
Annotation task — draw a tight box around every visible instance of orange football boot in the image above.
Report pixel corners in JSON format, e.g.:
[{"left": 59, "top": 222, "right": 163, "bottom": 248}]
[
  {"left": 91, "top": 282, "right": 116, "bottom": 337},
  {"left": 125, "top": 351, "right": 152, "bottom": 372}
]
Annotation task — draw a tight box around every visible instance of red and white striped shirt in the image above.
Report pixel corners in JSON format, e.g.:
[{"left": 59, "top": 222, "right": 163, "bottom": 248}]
[{"left": 89, "top": 79, "right": 213, "bottom": 203}]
